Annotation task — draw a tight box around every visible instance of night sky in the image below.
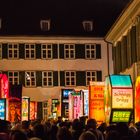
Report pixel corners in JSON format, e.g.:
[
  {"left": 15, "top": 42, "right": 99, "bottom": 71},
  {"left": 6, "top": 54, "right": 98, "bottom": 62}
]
[{"left": 0, "top": 0, "right": 132, "bottom": 37}]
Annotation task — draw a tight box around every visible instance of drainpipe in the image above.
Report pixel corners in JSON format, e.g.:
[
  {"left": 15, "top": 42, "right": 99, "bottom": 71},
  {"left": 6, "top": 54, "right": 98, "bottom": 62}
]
[{"left": 104, "top": 39, "right": 113, "bottom": 75}]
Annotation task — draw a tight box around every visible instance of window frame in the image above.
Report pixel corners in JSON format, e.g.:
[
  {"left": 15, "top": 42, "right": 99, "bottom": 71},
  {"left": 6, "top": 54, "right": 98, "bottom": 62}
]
[
  {"left": 64, "top": 44, "right": 75, "bottom": 59},
  {"left": 41, "top": 44, "right": 53, "bottom": 59},
  {"left": 86, "top": 71, "right": 97, "bottom": 86},
  {"left": 25, "top": 71, "right": 36, "bottom": 87},
  {"left": 65, "top": 71, "right": 76, "bottom": 86},
  {"left": 40, "top": 20, "right": 51, "bottom": 31},
  {"left": 8, "top": 71, "right": 19, "bottom": 85},
  {"left": 85, "top": 44, "right": 96, "bottom": 59},
  {"left": 42, "top": 71, "right": 53, "bottom": 87},
  {"left": 25, "top": 44, "right": 36, "bottom": 59},
  {"left": 83, "top": 21, "right": 93, "bottom": 32},
  {"left": 8, "top": 44, "right": 19, "bottom": 59}
]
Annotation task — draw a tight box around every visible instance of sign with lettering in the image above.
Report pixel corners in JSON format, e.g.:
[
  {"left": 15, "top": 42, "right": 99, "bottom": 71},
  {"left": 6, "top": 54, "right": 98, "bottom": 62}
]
[
  {"left": 0, "top": 99, "right": 6, "bottom": 120},
  {"left": 111, "top": 111, "right": 131, "bottom": 122},
  {"left": 89, "top": 82, "right": 105, "bottom": 123},
  {"left": 112, "top": 88, "right": 133, "bottom": 108}
]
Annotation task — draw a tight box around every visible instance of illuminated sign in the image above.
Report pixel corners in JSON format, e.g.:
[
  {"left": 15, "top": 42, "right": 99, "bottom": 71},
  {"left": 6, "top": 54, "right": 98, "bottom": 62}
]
[
  {"left": 22, "top": 98, "right": 29, "bottom": 121},
  {"left": 89, "top": 82, "right": 105, "bottom": 123},
  {"left": 110, "top": 75, "right": 132, "bottom": 87},
  {"left": 111, "top": 111, "right": 131, "bottom": 123},
  {"left": 112, "top": 88, "right": 133, "bottom": 108},
  {"left": 0, "top": 99, "right": 5, "bottom": 120},
  {"left": 135, "top": 76, "right": 140, "bottom": 123}
]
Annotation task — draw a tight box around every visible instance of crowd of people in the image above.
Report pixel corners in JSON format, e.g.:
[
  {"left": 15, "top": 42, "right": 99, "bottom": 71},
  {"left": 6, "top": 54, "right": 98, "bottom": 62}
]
[{"left": 0, "top": 117, "right": 140, "bottom": 140}]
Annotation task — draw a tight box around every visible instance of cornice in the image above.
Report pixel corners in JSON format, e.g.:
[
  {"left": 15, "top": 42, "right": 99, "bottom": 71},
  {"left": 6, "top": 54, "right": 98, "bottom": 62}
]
[
  {"left": 0, "top": 36, "right": 104, "bottom": 43},
  {"left": 105, "top": 0, "right": 140, "bottom": 45}
]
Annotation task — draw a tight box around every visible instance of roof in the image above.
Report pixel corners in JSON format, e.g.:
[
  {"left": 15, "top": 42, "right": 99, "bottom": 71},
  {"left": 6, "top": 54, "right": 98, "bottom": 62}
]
[{"left": 0, "top": 0, "right": 132, "bottom": 37}]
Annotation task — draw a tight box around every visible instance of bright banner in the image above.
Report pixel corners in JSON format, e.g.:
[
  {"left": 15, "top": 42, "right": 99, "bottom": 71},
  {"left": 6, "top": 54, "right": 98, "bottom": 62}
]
[
  {"left": 112, "top": 88, "right": 133, "bottom": 108},
  {"left": 89, "top": 82, "right": 105, "bottom": 123},
  {"left": 22, "top": 98, "right": 29, "bottom": 121}
]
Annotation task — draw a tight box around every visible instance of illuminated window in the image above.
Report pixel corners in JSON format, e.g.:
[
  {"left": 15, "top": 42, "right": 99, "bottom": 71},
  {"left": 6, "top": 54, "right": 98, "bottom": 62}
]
[
  {"left": 83, "top": 21, "right": 93, "bottom": 32},
  {"left": 86, "top": 71, "right": 96, "bottom": 86},
  {"left": 65, "top": 71, "right": 76, "bottom": 86},
  {"left": 8, "top": 71, "right": 19, "bottom": 85},
  {"left": 0, "top": 44, "right": 2, "bottom": 59},
  {"left": 42, "top": 71, "right": 53, "bottom": 87},
  {"left": 40, "top": 20, "right": 50, "bottom": 31},
  {"left": 64, "top": 44, "right": 75, "bottom": 59},
  {"left": 25, "top": 44, "right": 35, "bottom": 59},
  {"left": 8, "top": 44, "right": 19, "bottom": 59},
  {"left": 41, "top": 44, "right": 52, "bottom": 59},
  {"left": 85, "top": 44, "right": 96, "bottom": 59},
  {"left": 25, "top": 71, "right": 36, "bottom": 87}
]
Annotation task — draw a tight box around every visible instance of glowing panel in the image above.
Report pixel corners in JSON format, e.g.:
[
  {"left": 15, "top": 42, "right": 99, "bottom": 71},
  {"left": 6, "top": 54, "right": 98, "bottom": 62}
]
[
  {"left": 135, "top": 76, "right": 140, "bottom": 123},
  {"left": 110, "top": 75, "right": 132, "bottom": 87},
  {"left": 0, "top": 99, "right": 6, "bottom": 120},
  {"left": 89, "top": 82, "right": 105, "bottom": 123},
  {"left": 111, "top": 111, "right": 131, "bottom": 123},
  {"left": 22, "top": 98, "right": 29, "bottom": 121},
  {"left": 112, "top": 88, "right": 133, "bottom": 108}
]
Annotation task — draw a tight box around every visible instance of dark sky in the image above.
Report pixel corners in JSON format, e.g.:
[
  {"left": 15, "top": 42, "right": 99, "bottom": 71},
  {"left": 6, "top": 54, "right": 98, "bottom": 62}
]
[{"left": 0, "top": 0, "right": 132, "bottom": 37}]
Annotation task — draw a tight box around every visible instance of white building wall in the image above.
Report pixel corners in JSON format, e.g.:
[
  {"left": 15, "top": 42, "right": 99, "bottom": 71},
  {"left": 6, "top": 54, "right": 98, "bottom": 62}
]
[{"left": 0, "top": 37, "right": 113, "bottom": 101}]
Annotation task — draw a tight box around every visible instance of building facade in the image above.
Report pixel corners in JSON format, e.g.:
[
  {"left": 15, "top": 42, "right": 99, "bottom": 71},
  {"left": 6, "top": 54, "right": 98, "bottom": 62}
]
[
  {"left": 105, "top": 0, "right": 140, "bottom": 83},
  {"left": 0, "top": 36, "right": 113, "bottom": 101}
]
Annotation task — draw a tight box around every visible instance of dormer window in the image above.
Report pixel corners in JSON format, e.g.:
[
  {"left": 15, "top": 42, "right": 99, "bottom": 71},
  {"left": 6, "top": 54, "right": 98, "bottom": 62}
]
[
  {"left": 40, "top": 20, "right": 50, "bottom": 31},
  {"left": 83, "top": 21, "right": 93, "bottom": 32}
]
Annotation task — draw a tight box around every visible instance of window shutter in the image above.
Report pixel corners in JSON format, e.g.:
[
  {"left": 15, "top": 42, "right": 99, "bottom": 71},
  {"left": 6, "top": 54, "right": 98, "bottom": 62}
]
[
  {"left": 96, "top": 44, "right": 101, "bottom": 59},
  {"left": 36, "top": 71, "right": 42, "bottom": 86},
  {"left": 76, "top": 71, "right": 86, "bottom": 86},
  {"left": 131, "top": 26, "right": 137, "bottom": 64},
  {"left": 52, "top": 44, "right": 58, "bottom": 59},
  {"left": 60, "top": 71, "right": 65, "bottom": 86},
  {"left": 116, "top": 42, "right": 122, "bottom": 73},
  {"left": 2, "top": 44, "right": 8, "bottom": 58},
  {"left": 121, "top": 36, "right": 127, "bottom": 71},
  {"left": 113, "top": 46, "right": 117, "bottom": 74},
  {"left": 75, "top": 44, "right": 85, "bottom": 59},
  {"left": 19, "top": 71, "right": 25, "bottom": 86},
  {"left": 53, "top": 71, "right": 58, "bottom": 86},
  {"left": 36, "top": 44, "right": 41, "bottom": 59},
  {"left": 97, "top": 71, "right": 102, "bottom": 81},
  {"left": 19, "top": 44, "right": 25, "bottom": 59},
  {"left": 136, "top": 19, "right": 140, "bottom": 61},
  {"left": 127, "top": 30, "right": 132, "bottom": 68},
  {"left": 59, "top": 44, "right": 64, "bottom": 59}
]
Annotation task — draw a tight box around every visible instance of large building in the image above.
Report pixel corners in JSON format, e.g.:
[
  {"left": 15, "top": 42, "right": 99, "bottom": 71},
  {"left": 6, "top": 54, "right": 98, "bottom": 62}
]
[
  {"left": 105, "top": 0, "right": 140, "bottom": 83},
  {"left": 0, "top": 0, "right": 131, "bottom": 118}
]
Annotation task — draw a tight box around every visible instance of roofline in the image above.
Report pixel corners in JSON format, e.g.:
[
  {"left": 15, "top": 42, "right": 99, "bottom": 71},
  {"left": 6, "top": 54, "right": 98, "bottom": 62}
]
[
  {"left": 105, "top": 0, "right": 140, "bottom": 45},
  {"left": 0, "top": 36, "right": 105, "bottom": 43}
]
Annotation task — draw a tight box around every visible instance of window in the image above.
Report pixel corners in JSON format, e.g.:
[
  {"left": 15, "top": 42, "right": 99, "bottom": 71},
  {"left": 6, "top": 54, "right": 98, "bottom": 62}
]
[
  {"left": 8, "top": 44, "right": 19, "bottom": 59},
  {"left": 83, "top": 21, "right": 93, "bottom": 32},
  {"left": 0, "top": 44, "right": 2, "bottom": 59},
  {"left": 86, "top": 71, "right": 96, "bottom": 86},
  {"left": 25, "top": 44, "right": 35, "bottom": 59},
  {"left": 65, "top": 71, "right": 76, "bottom": 86},
  {"left": 25, "top": 71, "right": 36, "bottom": 87},
  {"left": 85, "top": 44, "right": 96, "bottom": 59},
  {"left": 40, "top": 20, "right": 50, "bottom": 31},
  {"left": 42, "top": 71, "right": 53, "bottom": 87},
  {"left": 41, "top": 44, "right": 52, "bottom": 59},
  {"left": 64, "top": 44, "right": 75, "bottom": 59},
  {"left": 8, "top": 71, "right": 19, "bottom": 85}
]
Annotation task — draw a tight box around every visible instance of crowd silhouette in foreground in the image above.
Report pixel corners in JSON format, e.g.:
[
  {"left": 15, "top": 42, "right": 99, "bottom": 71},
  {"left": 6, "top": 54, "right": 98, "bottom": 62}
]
[{"left": 0, "top": 117, "right": 140, "bottom": 140}]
